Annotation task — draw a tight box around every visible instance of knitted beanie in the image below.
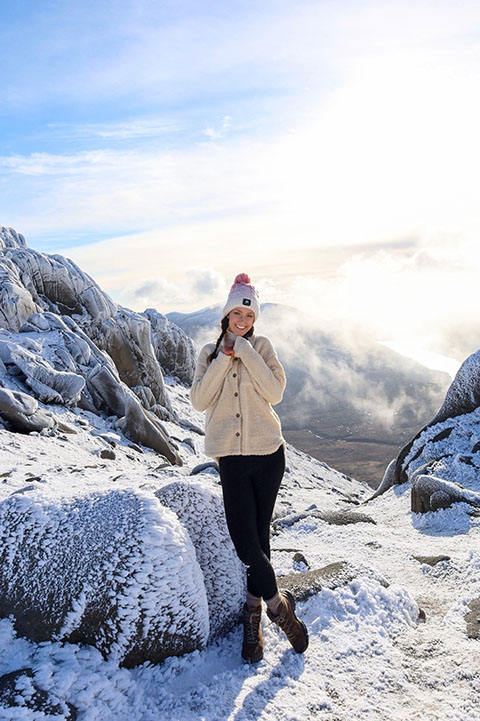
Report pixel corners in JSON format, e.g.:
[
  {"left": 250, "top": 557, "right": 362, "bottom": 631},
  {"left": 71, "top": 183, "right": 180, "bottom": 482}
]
[{"left": 222, "top": 273, "right": 260, "bottom": 321}]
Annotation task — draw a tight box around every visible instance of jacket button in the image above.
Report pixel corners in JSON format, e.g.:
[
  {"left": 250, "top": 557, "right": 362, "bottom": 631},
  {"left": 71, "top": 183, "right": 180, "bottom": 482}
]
[
  {"left": 236, "top": 432, "right": 240, "bottom": 437},
  {"left": 234, "top": 392, "right": 238, "bottom": 397},
  {"left": 236, "top": 413, "right": 240, "bottom": 418},
  {"left": 233, "top": 373, "right": 237, "bottom": 377}
]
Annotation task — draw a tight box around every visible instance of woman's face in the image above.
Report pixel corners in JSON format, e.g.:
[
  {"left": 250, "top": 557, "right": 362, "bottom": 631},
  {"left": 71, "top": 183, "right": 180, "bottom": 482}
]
[{"left": 227, "top": 307, "right": 255, "bottom": 336}]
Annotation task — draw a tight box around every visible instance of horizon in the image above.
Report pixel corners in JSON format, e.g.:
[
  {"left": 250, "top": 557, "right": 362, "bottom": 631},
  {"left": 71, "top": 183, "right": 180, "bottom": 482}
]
[{"left": 2, "top": 1, "right": 480, "bottom": 363}]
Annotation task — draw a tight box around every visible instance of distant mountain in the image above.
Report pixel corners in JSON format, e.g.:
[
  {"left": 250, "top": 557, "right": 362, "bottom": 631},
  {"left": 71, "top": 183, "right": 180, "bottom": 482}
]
[{"left": 167, "top": 303, "right": 451, "bottom": 486}]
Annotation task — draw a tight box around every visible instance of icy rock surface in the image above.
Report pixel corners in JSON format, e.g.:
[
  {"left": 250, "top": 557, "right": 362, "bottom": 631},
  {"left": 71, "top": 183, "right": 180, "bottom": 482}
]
[
  {"left": 156, "top": 480, "right": 246, "bottom": 639},
  {"left": 0, "top": 488, "right": 209, "bottom": 667},
  {"left": 0, "top": 387, "right": 55, "bottom": 433},
  {"left": 0, "top": 227, "right": 190, "bottom": 460},
  {"left": 372, "top": 347, "right": 480, "bottom": 511},
  {"left": 411, "top": 474, "right": 480, "bottom": 512},
  {"left": 392, "top": 349, "right": 480, "bottom": 485},
  {"left": 144, "top": 308, "right": 196, "bottom": 384},
  {"left": 0, "top": 668, "right": 78, "bottom": 720}
]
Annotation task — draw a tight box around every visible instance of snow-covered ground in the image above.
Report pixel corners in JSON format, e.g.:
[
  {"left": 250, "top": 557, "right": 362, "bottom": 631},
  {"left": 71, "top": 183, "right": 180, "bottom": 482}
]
[{"left": 0, "top": 378, "right": 479, "bottom": 721}]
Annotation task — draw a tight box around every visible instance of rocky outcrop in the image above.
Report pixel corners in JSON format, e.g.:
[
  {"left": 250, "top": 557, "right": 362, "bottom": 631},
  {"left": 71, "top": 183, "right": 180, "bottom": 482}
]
[
  {"left": 0, "top": 488, "right": 210, "bottom": 667},
  {"left": 156, "top": 480, "right": 246, "bottom": 639},
  {"left": 372, "top": 348, "right": 480, "bottom": 514},
  {"left": 144, "top": 308, "right": 196, "bottom": 384},
  {"left": 0, "top": 227, "right": 190, "bottom": 461},
  {"left": 392, "top": 350, "right": 480, "bottom": 485}
]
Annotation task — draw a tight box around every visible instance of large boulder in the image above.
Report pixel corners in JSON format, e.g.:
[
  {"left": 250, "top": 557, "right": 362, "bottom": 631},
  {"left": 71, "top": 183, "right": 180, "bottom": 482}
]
[
  {"left": 0, "top": 488, "right": 209, "bottom": 667},
  {"left": 156, "top": 480, "right": 246, "bottom": 639}
]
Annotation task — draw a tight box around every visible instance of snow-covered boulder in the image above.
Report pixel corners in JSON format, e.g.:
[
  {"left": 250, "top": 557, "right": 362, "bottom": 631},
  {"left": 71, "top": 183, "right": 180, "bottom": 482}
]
[
  {"left": 411, "top": 474, "right": 480, "bottom": 513},
  {"left": 373, "top": 348, "right": 480, "bottom": 512},
  {"left": 156, "top": 480, "right": 246, "bottom": 639},
  {"left": 393, "top": 349, "right": 480, "bottom": 485},
  {"left": 0, "top": 387, "right": 56, "bottom": 433},
  {"left": 0, "top": 488, "right": 209, "bottom": 667},
  {"left": 144, "top": 308, "right": 196, "bottom": 384}
]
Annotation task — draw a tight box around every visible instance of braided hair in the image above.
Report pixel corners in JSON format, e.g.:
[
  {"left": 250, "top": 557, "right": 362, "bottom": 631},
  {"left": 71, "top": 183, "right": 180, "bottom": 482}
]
[{"left": 207, "top": 315, "right": 254, "bottom": 364}]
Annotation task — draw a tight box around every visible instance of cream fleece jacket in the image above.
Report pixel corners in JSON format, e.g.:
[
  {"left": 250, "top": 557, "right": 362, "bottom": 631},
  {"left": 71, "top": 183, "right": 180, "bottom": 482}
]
[{"left": 189, "top": 333, "right": 286, "bottom": 460}]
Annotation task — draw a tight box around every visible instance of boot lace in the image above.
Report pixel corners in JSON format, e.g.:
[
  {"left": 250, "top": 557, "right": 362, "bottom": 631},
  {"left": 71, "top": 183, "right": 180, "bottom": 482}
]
[
  {"left": 275, "top": 611, "right": 298, "bottom": 640},
  {"left": 244, "top": 608, "right": 261, "bottom": 644}
]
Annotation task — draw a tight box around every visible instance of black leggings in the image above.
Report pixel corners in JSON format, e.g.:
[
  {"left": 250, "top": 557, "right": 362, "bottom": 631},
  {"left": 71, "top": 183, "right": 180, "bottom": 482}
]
[{"left": 219, "top": 445, "right": 285, "bottom": 600}]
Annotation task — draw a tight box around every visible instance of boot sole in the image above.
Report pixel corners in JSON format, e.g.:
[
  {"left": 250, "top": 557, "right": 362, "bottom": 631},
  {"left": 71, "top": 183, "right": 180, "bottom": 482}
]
[{"left": 281, "top": 590, "right": 309, "bottom": 653}]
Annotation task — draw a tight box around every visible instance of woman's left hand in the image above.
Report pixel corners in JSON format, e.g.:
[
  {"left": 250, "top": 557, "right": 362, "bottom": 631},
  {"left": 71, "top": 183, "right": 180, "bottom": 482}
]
[{"left": 221, "top": 343, "right": 235, "bottom": 357}]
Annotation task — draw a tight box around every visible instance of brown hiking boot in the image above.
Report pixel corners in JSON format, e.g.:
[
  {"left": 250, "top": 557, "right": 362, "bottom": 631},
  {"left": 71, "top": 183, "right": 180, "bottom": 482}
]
[
  {"left": 242, "top": 603, "right": 263, "bottom": 663},
  {"left": 267, "top": 590, "right": 308, "bottom": 653}
]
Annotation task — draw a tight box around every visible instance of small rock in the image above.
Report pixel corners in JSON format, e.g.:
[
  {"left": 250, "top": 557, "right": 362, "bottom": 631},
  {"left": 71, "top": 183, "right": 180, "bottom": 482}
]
[
  {"left": 57, "top": 421, "right": 78, "bottom": 435},
  {"left": 191, "top": 461, "right": 220, "bottom": 475},
  {"left": 293, "top": 552, "right": 309, "bottom": 569},
  {"left": 277, "top": 561, "right": 375, "bottom": 601},
  {"left": 413, "top": 555, "right": 451, "bottom": 567},
  {"left": 100, "top": 448, "right": 116, "bottom": 460}
]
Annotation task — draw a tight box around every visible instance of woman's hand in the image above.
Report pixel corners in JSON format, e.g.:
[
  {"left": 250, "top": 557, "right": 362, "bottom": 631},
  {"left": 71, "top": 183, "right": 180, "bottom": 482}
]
[{"left": 221, "top": 343, "right": 235, "bottom": 357}]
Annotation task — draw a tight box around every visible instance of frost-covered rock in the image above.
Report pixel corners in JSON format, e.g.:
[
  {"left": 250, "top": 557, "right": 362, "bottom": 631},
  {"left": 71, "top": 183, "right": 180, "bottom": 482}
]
[
  {"left": 393, "top": 349, "right": 480, "bottom": 485},
  {"left": 411, "top": 474, "right": 480, "bottom": 513},
  {"left": 144, "top": 308, "right": 196, "bottom": 384},
  {"left": 156, "top": 480, "right": 245, "bottom": 639},
  {"left": 0, "top": 387, "right": 55, "bottom": 433},
  {"left": 121, "top": 394, "right": 183, "bottom": 466},
  {"left": 0, "top": 488, "right": 209, "bottom": 667},
  {"left": 0, "top": 668, "right": 78, "bottom": 720},
  {"left": 86, "top": 307, "right": 175, "bottom": 419},
  {"left": 0, "top": 227, "right": 180, "bottom": 429},
  {"left": 0, "top": 226, "right": 186, "bottom": 461}
]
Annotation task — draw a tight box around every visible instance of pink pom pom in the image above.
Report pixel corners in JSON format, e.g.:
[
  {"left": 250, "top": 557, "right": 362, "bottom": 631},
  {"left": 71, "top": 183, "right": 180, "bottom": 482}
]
[{"left": 234, "top": 273, "right": 251, "bottom": 284}]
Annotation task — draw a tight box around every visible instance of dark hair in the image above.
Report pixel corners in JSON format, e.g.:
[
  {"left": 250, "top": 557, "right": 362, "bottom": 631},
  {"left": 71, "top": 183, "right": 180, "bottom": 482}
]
[{"left": 207, "top": 316, "right": 254, "bottom": 364}]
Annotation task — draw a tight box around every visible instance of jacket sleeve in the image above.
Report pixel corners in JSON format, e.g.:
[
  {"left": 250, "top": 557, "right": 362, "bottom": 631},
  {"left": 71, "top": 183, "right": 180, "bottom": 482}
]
[
  {"left": 233, "top": 336, "right": 286, "bottom": 405},
  {"left": 189, "top": 345, "right": 232, "bottom": 411}
]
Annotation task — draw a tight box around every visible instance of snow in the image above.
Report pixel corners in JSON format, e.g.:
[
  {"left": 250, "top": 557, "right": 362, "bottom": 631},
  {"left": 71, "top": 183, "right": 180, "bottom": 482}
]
[
  {"left": 0, "top": 378, "right": 479, "bottom": 720},
  {"left": 1, "top": 227, "right": 479, "bottom": 719}
]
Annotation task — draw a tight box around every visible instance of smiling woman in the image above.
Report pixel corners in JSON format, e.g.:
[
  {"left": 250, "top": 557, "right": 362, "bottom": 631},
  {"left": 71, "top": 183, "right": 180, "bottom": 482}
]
[{"left": 190, "top": 273, "right": 309, "bottom": 663}]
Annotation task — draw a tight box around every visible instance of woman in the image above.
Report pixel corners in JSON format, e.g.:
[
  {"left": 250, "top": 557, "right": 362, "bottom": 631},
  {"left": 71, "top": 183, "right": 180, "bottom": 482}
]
[{"left": 190, "top": 273, "right": 308, "bottom": 663}]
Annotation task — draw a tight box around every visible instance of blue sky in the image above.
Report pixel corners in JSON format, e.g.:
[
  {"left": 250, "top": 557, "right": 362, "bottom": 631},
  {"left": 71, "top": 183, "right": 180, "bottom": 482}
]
[{"left": 1, "top": 0, "right": 480, "bottom": 361}]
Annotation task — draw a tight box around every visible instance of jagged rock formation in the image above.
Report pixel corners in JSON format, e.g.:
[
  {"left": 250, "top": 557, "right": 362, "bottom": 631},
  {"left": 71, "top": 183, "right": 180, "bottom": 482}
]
[
  {"left": 0, "top": 226, "right": 194, "bottom": 463},
  {"left": 144, "top": 308, "right": 196, "bottom": 384},
  {"left": 0, "top": 487, "right": 214, "bottom": 667},
  {"left": 373, "top": 348, "right": 480, "bottom": 513}
]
